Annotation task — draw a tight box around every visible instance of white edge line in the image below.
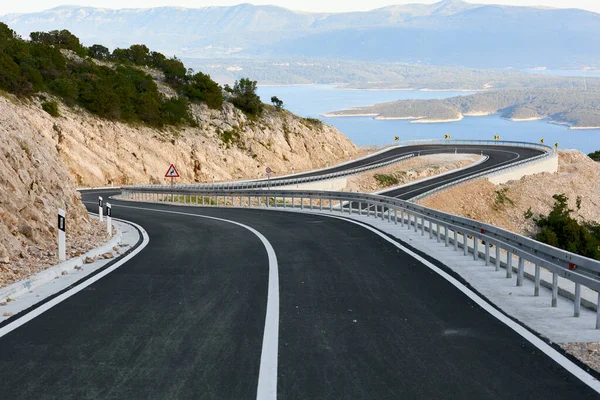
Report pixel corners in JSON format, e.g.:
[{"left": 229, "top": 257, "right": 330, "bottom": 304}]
[
  {"left": 103, "top": 203, "right": 279, "bottom": 400},
  {"left": 0, "top": 218, "right": 150, "bottom": 338},
  {"left": 252, "top": 207, "right": 600, "bottom": 394}
]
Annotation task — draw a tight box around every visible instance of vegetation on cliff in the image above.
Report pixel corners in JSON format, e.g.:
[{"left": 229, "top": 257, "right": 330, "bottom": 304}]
[
  {"left": 527, "top": 194, "right": 600, "bottom": 261},
  {"left": 0, "top": 23, "right": 264, "bottom": 127}
]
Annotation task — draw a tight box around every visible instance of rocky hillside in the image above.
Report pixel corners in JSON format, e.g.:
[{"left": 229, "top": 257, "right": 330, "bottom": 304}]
[
  {"left": 0, "top": 95, "right": 97, "bottom": 283},
  {"left": 0, "top": 90, "right": 356, "bottom": 287},
  {"left": 419, "top": 150, "right": 600, "bottom": 235},
  {"left": 1, "top": 95, "right": 357, "bottom": 187}
]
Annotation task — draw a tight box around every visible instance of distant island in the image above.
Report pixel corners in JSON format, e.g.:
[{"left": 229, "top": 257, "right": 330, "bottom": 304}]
[{"left": 323, "top": 89, "right": 600, "bottom": 130}]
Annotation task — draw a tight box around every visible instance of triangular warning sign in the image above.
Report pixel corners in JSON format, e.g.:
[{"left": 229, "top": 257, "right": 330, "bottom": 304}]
[{"left": 165, "top": 164, "right": 180, "bottom": 178}]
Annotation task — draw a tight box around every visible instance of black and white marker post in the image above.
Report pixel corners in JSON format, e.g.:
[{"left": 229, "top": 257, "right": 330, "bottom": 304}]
[
  {"left": 58, "top": 208, "right": 66, "bottom": 261},
  {"left": 98, "top": 196, "right": 104, "bottom": 222},
  {"left": 106, "top": 203, "right": 112, "bottom": 235}
]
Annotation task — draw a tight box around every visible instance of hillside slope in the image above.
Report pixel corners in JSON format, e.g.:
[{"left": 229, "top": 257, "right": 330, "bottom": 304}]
[
  {"left": 2, "top": 95, "right": 356, "bottom": 187},
  {"left": 418, "top": 151, "right": 600, "bottom": 235}
]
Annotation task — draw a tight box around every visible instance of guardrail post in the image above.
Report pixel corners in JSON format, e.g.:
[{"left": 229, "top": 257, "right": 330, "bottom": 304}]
[
  {"left": 534, "top": 265, "right": 540, "bottom": 296},
  {"left": 506, "top": 251, "right": 512, "bottom": 278},
  {"left": 574, "top": 283, "right": 581, "bottom": 317},
  {"left": 202, "top": 196, "right": 205, "bottom": 206},
  {"left": 517, "top": 257, "right": 524, "bottom": 286},
  {"left": 283, "top": 196, "right": 286, "bottom": 208},
  {"left": 428, "top": 220, "right": 433, "bottom": 239},
  {"left": 444, "top": 226, "right": 449, "bottom": 247},
  {"left": 421, "top": 218, "right": 425, "bottom": 236},
  {"left": 473, "top": 238, "right": 479, "bottom": 261},
  {"left": 596, "top": 293, "right": 600, "bottom": 329},
  {"left": 301, "top": 198, "right": 304, "bottom": 210},
  {"left": 552, "top": 273, "right": 558, "bottom": 307},
  {"left": 400, "top": 210, "right": 404, "bottom": 227},
  {"left": 394, "top": 209, "right": 398, "bottom": 225},
  {"left": 329, "top": 199, "right": 332, "bottom": 212},
  {"left": 484, "top": 242, "right": 490, "bottom": 265},
  {"left": 454, "top": 230, "right": 458, "bottom": 251},
  {"left": 320, "top": 198, "right": 323, "bottom": 211},
  {"left": 413, "top": 215, "right": 418, "bottom": 232},
  {"left": 381, "top": 206, "right": 385, "bottom": 220},
  {"left": 310, "top": 198, "right": 313, "bottom": 210},
  {"left": 58, "top": 208, "right": 66, "bottom": 261},
  {"left": 265, "top": 196, "right": 269, "bottom": 208},
  {"left": 495, "top": 245, "right": 500, "bottom": 271},
  {"left": 359, "top": 202, "right": 362, "bottom": 216},
  {"left": 216, "top": 196, "right": 219, "bottom": 207},
  {"left": 230, "top": 195, "right": 234, "bottom": 206},
  {"left": 463, "top": 233, "right": 468, "bottom": 256}
]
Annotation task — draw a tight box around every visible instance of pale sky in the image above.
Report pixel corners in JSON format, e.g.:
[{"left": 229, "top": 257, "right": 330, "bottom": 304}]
[{"left": 2, "top": 0, "right": 600, "bottom": 15}]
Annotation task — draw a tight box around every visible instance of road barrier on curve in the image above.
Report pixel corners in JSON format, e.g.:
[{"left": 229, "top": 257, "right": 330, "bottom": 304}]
[
  {"left": 119, "top": 186, "right": 600, "bottom": 330},
  {"left": 121, "top": 141, "right": 599, "bottom": 326}
]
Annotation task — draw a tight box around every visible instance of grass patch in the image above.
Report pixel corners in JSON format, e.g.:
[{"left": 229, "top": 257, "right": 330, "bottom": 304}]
[
  {"left": 41, "top": 100, "right": 60, "bottom": 117},
  {"left": 374, "top": 173, "right": 400, "bottom": 186},
  {"left": 493, "top": 187, "right": 514, "bottom": 210}
]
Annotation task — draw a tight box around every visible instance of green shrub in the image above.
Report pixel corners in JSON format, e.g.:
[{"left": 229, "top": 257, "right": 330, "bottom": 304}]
[
  {"left": 374, "top": 174, "right": 399, "bottom": 186},
  {"left": 588, "top": 150, "right": 600, "bottom": 161},
  {"left": 41, "top": 100, "right": 60, "bottom": 117},
  {"left": 534, "top": 194, "right": 600, "bottom": 260}
]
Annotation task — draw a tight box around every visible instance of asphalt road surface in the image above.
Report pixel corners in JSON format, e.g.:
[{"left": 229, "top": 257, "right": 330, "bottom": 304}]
[
  {"left": 0, "top": 188, "right": 597, "bottom": 399},
  {"left": 269, "top": 144, "right": 544, "bottom": 191}
]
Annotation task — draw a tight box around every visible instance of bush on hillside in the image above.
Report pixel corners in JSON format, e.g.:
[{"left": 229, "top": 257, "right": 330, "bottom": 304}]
[
  {"left": 530, "top": 194, "right": 600, "bottom": 260},
  {"left": 41, "top": 100, "right": 60, "bottom": 117},
  {"left": 230, "top": 78, "right": 263, "bottom": 116}
]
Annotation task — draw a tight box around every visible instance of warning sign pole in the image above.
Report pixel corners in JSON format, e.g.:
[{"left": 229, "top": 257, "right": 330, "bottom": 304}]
[{"left": 165, "top": 164, "right": 180, "bottom": 204}]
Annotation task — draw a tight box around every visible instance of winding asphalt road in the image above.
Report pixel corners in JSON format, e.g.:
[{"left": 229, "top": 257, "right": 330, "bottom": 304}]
[
  {"left": 1, "top": 145, "right": 596, "bottom": 399},
  {"left": 268, "top": 144, "right": 544, "bottom": 199}
]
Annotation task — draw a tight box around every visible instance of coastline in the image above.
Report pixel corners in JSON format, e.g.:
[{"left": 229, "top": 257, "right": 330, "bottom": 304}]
[{"left": 410, "top": 115, "right": 464, "bottom": 124}]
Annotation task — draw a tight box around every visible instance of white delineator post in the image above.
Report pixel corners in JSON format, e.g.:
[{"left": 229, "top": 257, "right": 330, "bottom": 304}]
[
  {"left": 58, "top": 208, "right": 66, "bottom": 261},
  {"left": 106, "top": 203, "right": 112, "bottom": 235},
  {"left": 98, "top": 196, "right": 104, "bottom": 222}
]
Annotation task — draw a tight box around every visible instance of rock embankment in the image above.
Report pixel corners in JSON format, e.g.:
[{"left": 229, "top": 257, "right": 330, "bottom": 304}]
[
  {"left": 418, "top": 150, "right": 600, "bottom": 236},
  {"left": 0, "top": 97, "right": 109, "bottom": 288},
  {"left": 2, "top": 95, "right": 357, "bottom": 187},
  {"left": 0, "top": 92, "right": 357, "bottom": 288}
]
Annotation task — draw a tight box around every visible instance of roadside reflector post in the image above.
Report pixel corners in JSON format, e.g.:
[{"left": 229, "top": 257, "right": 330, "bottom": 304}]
[
  {"left": 98, "top": 196, "right": 104, "bottom": 221},
  {"left": 58, "top": 209, "right": 66, "bottom": 261},
  {"left": 106, "top": 203, "right": 112, "bottom": 235}
]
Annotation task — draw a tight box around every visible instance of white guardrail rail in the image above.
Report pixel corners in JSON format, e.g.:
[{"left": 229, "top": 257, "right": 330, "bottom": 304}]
[
  {"left": 121, "top": 141, "right": 600, "bottom": 327},
  {"left": 118, "top": 188, "right": 600, "bottom": 328},
  {"left": 138, "top": 140, "right": 554, "bottom": 193}
]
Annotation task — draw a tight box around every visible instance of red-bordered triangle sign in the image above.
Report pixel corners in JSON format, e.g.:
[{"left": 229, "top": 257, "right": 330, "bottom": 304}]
[{"left": 165, "top": 164, "right": 180, "bottom": 178}]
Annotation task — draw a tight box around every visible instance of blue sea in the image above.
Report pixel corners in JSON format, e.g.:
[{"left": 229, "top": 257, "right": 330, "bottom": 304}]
[{"left": 256, "top": 85, "right": 600, "bottom": 153}]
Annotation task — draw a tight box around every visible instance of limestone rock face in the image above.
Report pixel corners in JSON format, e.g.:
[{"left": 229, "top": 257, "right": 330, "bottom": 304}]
[
  {"left": 0, "top": 96, "right": 92, "bottom": 275},
  {"left": 2, "top": 95, "right": 357, "bottom": 188},
  {"left": 0, "top": 92, "right": 357, "bottom": 287}
]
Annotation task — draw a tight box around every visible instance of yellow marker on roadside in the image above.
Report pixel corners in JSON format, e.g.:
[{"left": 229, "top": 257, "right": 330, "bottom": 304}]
[
  {"left": 394, "top": 136, "right": 399, "bottom": 141},
  {"left": 555, "top": 142, "right": 559, "bottom": 148},
  {"left": 444, "top": 134, "right": 451, "bottom": 139},
  {"left": 540, "top": 139, "right": 544, "bottom": 144},
  {"left": 494, "top": 135, "right": 500, "bottom": 140}
]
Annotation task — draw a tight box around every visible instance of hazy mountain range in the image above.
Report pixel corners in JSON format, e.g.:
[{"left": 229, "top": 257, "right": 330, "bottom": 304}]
[{"left": 2, "top": 0, "right": 600, "bottom": 68}]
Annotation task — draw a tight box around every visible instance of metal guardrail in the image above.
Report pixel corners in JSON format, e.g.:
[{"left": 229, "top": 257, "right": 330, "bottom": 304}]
[
  {"left": 133, "top": 154, "right": 415, "bottom": 192},
  {"left": 119, "top": 187, "right": 600, "bottom": 328}
]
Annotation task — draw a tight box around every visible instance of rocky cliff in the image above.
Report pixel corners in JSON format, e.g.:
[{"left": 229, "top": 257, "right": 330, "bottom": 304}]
[
  {"left": 0, "top": 92, "right": 357, "bottom": 287},
  {"left": 6, "top": 95, "right": 356, "bottom": 187}
]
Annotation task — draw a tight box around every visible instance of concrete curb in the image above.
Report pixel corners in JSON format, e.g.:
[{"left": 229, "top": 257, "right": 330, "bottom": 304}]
[{"left": 0, "top": 217, "right": 123, "bottom": 303}]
